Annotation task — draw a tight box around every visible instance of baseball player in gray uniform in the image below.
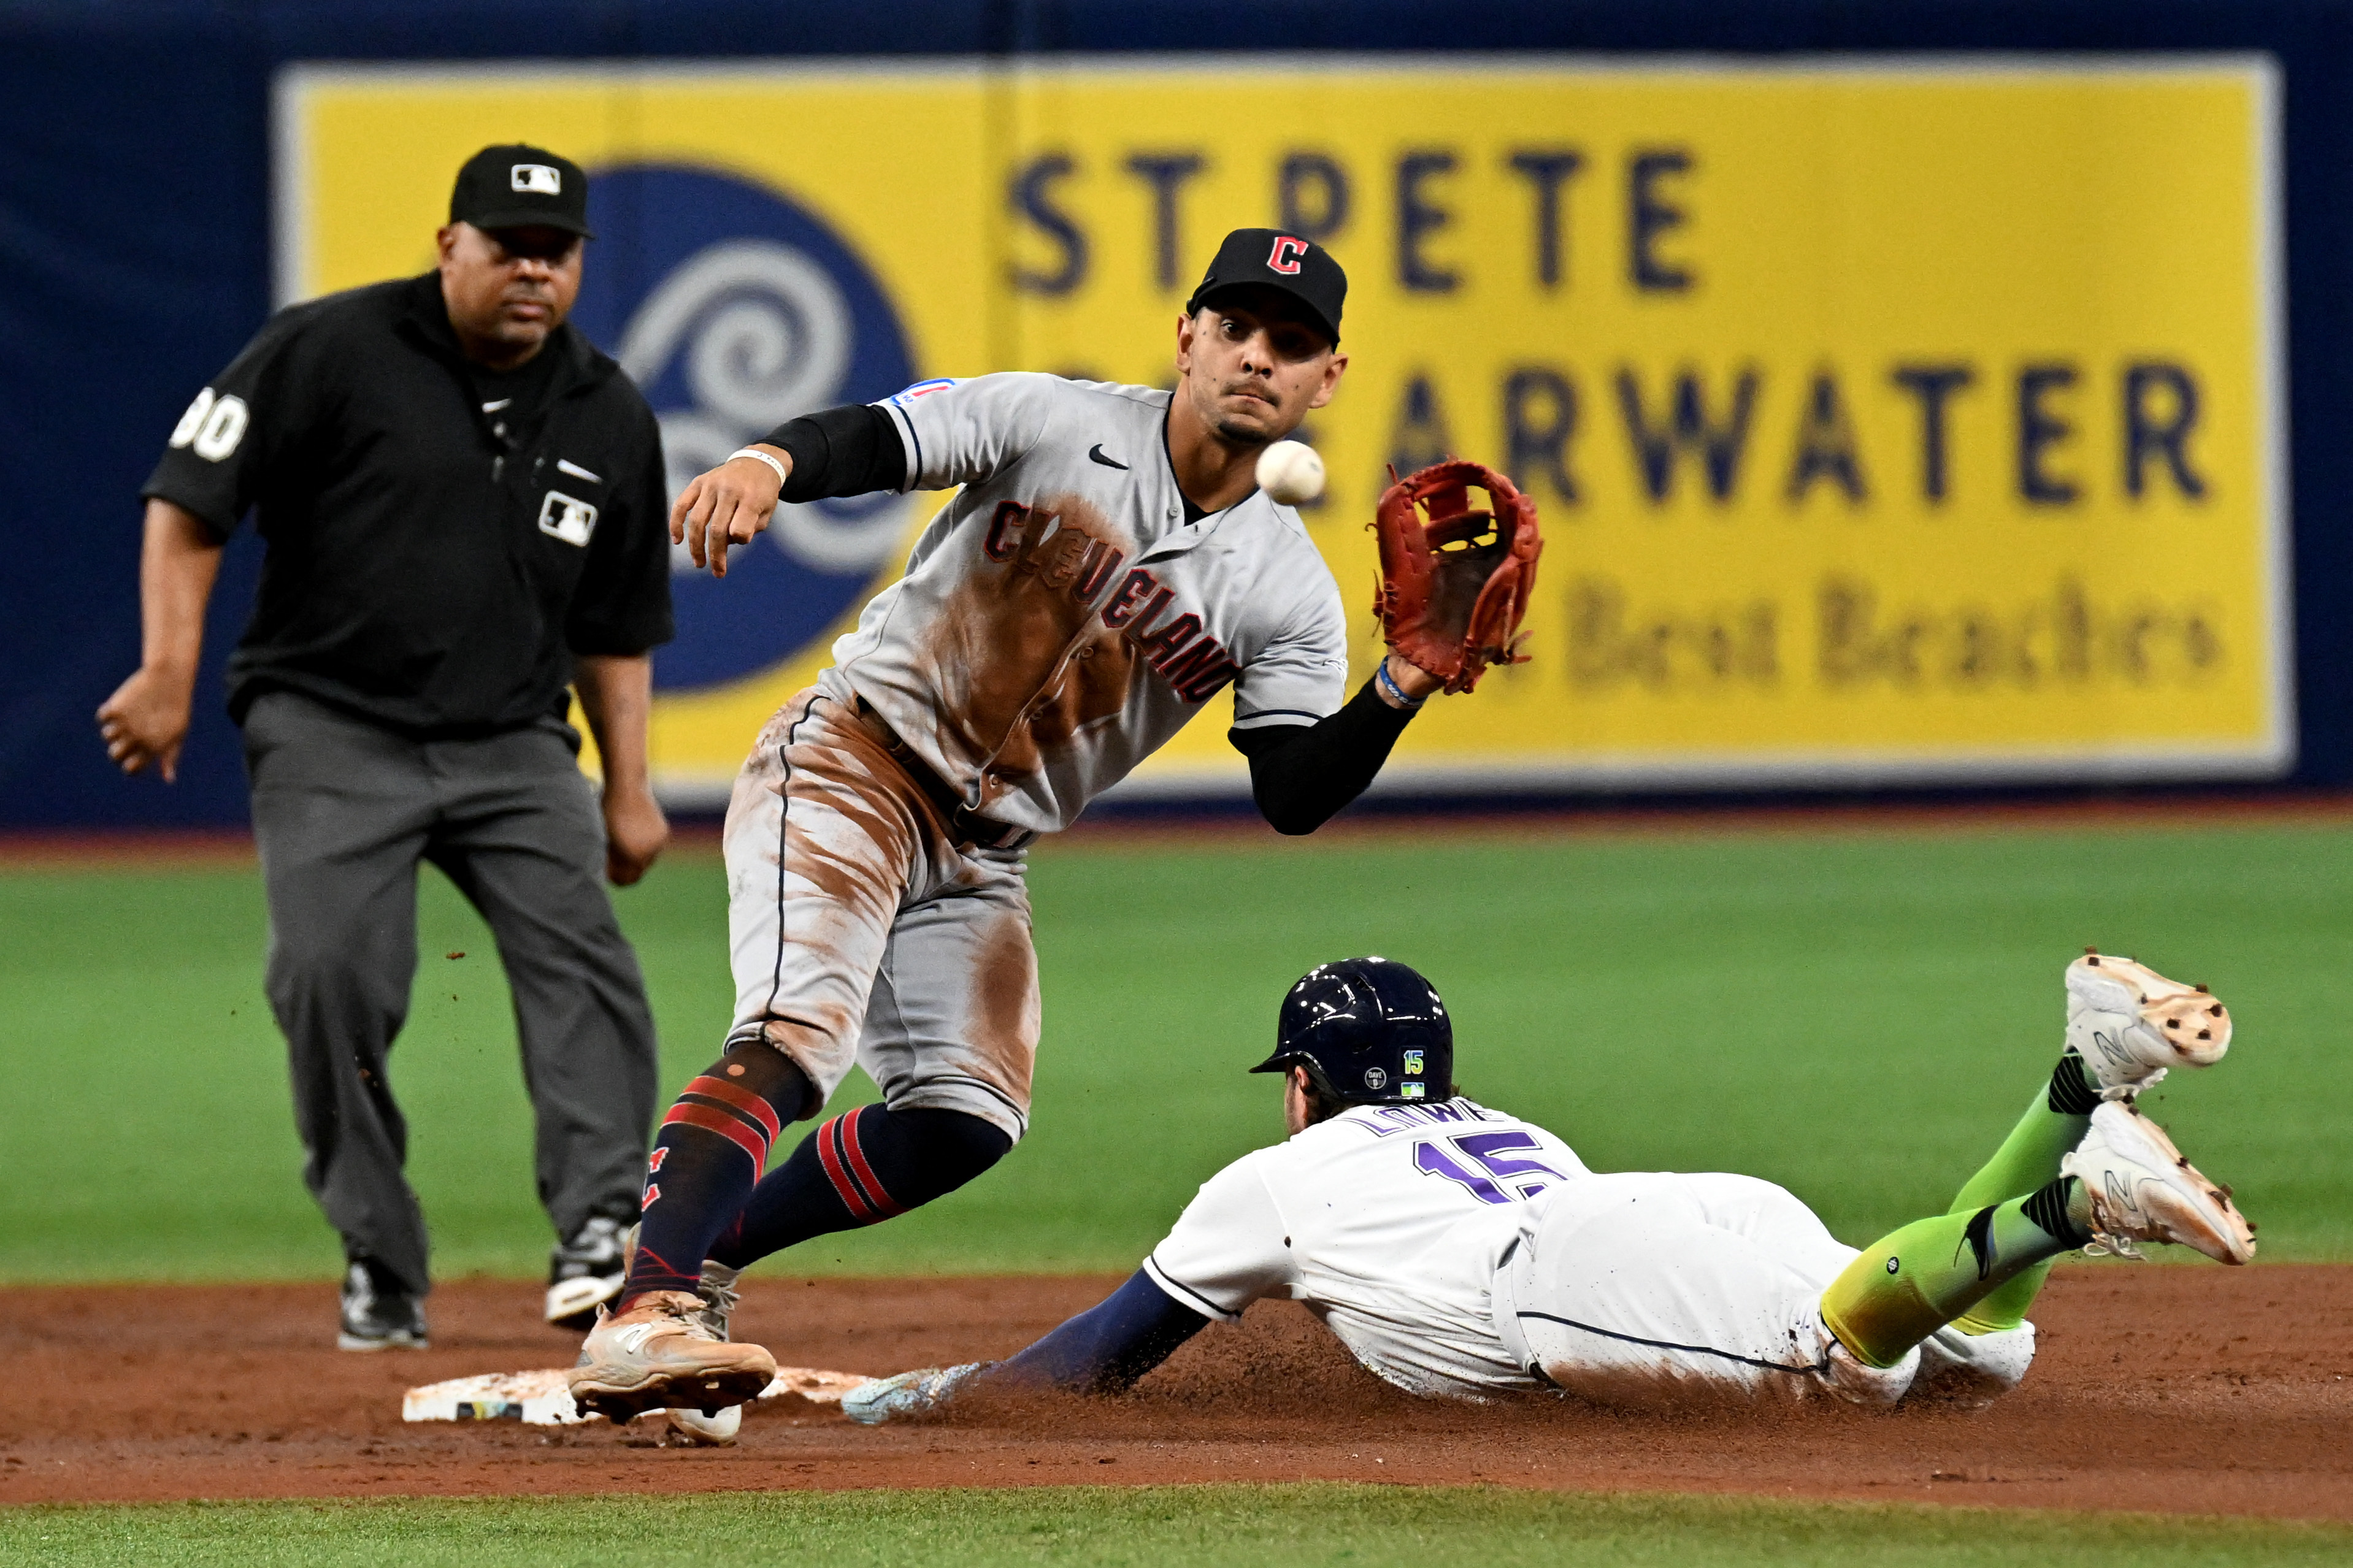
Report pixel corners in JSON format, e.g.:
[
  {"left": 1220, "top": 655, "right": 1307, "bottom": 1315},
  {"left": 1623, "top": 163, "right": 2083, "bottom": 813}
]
[
  {"left": 571, "top": 229, "right": 1489, "bottom": 1426},
  {"left": 839, "top": 950, "right": 2254, "bottom": 1423}
]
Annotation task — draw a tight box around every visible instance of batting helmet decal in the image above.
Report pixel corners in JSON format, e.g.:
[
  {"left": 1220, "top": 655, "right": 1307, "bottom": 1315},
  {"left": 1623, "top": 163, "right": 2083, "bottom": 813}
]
[{"left": 1251, "top": 957, "right": 1453, "bottom": 1106}]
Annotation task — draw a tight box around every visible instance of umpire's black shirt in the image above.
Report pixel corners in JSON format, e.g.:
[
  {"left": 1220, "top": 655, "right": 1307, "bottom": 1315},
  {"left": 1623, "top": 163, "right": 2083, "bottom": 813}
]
[{"left": 144, "top": 272, "right": 673, "bottom": 738}]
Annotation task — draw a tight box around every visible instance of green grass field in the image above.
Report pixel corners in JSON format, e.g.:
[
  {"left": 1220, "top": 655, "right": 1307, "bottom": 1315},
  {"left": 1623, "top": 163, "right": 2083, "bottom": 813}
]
[
  {"left": 2, "top": 815, "right": 2346, "bottom": 1282},
  {"left": 6, "top": 816, "right": 2348, "bottom": 1564},
  {"left": 9, "top": 1485, "right": 2352, "bottom": 1568}
]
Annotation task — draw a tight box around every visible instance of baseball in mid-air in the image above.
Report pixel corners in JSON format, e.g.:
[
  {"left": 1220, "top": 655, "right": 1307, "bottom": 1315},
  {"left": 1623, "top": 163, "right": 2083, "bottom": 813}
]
[{"left": 1256, "top": 440, "right": 1326, "bottom": 506}]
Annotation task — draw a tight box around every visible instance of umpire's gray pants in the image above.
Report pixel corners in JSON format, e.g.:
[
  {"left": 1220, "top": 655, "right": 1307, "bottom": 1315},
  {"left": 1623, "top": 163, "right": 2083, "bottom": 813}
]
[{"left": 242, "top": 690, "right": 659, "bottom": 1298}]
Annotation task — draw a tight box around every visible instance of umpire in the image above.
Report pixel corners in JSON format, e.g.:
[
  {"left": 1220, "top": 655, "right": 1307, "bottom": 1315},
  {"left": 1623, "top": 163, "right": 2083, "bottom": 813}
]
[{"left": 99, "top": 145, "right": 670, "bottom": 1349}]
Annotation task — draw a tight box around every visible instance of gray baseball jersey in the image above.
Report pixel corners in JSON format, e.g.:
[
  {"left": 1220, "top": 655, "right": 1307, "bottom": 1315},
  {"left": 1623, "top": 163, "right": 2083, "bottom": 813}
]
[{"left": 829, "top": 373, "right": 1351, "bottom": 835}]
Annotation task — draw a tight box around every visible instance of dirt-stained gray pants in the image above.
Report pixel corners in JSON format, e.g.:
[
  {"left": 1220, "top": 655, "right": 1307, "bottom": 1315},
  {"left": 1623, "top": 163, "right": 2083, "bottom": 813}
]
[
  {"left": 721, "top": 682, "right": 1040, "bottom": 1144},
  {"left": 242, "top": 690, "right": 658, "bottom": 1298}
]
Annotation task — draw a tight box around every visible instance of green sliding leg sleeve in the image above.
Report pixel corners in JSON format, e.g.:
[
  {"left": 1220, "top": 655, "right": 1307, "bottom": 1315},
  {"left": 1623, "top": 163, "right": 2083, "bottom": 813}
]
[{"left": 1936, "top": 1055, "right": 2102, "bottom": 1334}]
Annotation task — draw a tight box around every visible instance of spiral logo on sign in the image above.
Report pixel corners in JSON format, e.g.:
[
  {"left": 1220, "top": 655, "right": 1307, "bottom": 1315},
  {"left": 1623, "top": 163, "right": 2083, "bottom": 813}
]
[{"left": 573, "top": 166, "right": 918, "bottom": 690}]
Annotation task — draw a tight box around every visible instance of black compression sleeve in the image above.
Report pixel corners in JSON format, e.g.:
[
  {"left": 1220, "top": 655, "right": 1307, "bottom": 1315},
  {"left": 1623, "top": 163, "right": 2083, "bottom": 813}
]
[
  {"left": 757, "top": 403, "right": 907, "bottom": 500},
  {"left": 1229, "top": 678, "right": 1418, "bottom": 836}
]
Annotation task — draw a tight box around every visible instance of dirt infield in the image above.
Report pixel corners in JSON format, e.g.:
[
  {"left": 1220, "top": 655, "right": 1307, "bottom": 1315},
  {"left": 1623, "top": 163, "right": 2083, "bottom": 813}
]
[{"left": 5, "top": 1266, "right": 2350, "bottom": 1520}]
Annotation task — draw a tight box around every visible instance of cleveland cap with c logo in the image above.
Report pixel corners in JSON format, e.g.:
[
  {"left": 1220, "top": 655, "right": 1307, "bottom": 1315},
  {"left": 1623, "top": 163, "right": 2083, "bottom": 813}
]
[{"left": 1184, "top": 228, "right": 1346, "bottom": 346}]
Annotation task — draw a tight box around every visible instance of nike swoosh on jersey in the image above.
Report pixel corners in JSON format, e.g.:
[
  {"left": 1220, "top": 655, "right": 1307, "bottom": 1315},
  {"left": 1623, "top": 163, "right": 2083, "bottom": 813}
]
[{"left": 1088, "top": 443, "right": 1130, "bottom": 470}]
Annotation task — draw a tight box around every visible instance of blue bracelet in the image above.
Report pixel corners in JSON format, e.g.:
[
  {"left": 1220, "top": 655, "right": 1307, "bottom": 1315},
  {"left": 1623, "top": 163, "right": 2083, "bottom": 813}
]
[{"left": 1376, "top": 659, "right": 1427, "bottom": 710}]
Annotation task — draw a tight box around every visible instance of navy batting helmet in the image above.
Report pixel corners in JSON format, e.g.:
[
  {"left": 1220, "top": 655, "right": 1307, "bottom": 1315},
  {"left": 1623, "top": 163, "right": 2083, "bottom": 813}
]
[{"left": 1250, "top": 957, "right": 1453, "bottom": 1105}]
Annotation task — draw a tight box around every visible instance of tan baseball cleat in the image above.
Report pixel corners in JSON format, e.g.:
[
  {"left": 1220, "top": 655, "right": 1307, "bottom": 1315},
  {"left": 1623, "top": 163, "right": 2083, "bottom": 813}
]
[
  {"left": 2060, "top": 1101, "right": 2256, "bottom": 1265},
  {"left": 653, "top": 1259, "right": 747, "bottom": 1446},
  {"left": 604, "top": 1226, "right": 749, "bottom": 1440},
  {"left": 567, "top": 1291, "right": 777, "bottom": 1423},
  {"left": 2067, "top": 951, "right": 2231, "bottom": 1096}
]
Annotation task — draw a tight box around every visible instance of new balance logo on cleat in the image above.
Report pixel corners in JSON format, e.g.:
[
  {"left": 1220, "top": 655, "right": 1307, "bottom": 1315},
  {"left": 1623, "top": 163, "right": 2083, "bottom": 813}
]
[
  {"left": 2061, "top": 1102, "right": 2255, "bottom": 1266},
  {"left": 2102, "top": 1171, "right": 2138, "bottom": 1223},
  {"left": 2065, "top": 952, "right": 2232, "bottom": 1097},
  {"left": 2088, "top": 1030, "right": 2135, "bottom": 1074}
]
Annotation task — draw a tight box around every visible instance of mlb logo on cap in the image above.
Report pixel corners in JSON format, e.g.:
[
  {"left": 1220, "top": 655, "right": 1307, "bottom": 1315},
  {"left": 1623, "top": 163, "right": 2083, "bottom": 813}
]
[{"left": 450, "top": 144, "right": 594, "bottom": 238}]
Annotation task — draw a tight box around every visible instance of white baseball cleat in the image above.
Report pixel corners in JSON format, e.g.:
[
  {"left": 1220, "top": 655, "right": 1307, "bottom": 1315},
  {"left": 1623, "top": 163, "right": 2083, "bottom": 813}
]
[
  {"left": 567, "top": 1291, "right": 778, "bottom": 1423},
  {"left": 2067, "top": 951, "right": 2230, "bottom": 1096},
  {"left": 2060, "top": 1101, "right": 2256, "bottom": 1265},
  {"left": 840, "top": 1363, "right": 986, "bottom": 1426}
]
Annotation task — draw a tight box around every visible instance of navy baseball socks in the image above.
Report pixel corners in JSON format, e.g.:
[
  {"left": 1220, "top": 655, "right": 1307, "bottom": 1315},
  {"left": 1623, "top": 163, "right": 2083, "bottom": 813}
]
[
  {"left": 619, "top": 1038, "right": 1013, "bottom": 1310},
  {"left": 621, "top": 1040, "right": 815, "bottom": 1308},
  {"left": 710, "top": 1104, "right": 1011, "bottom": 1268}
]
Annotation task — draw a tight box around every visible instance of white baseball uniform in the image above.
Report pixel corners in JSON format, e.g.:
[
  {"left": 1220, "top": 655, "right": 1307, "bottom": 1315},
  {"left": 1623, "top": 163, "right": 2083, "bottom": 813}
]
[
  {"left": 1143, "top": 1096, "right": 2036, "bottom": 1407},
  {"left": 724, "top": 373, "right": 1351, "bottom": 1138}
]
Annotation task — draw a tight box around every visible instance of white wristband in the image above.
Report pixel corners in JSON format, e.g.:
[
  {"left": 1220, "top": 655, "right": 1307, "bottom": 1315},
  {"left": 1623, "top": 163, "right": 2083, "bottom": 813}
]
[{"left": 727, "top": 446, "right": 789, "bottom": 488}]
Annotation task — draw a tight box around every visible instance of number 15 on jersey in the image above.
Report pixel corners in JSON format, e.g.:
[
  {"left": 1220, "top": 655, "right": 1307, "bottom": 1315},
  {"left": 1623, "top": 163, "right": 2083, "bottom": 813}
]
[{"left": 1414, "top": 1131, "right": 1564, "bottom": 1206}]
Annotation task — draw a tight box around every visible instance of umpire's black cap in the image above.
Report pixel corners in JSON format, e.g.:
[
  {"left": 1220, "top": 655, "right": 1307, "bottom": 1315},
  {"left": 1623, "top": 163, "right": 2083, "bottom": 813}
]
[
  {"left": 1185, "top": 228, "right": 1346, "bottom": 347},
  {"left": 450, "top": 144, "right": 594, "bottom": 239},
  {"left": 1253, "top": 957, "right": 1453, "bottom": 1105}
]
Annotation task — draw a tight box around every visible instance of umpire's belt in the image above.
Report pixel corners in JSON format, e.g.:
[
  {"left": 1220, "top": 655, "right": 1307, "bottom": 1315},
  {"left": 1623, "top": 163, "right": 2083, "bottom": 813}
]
[{"left": 853, "top": 696, "right": 1036, "bottom": 853}]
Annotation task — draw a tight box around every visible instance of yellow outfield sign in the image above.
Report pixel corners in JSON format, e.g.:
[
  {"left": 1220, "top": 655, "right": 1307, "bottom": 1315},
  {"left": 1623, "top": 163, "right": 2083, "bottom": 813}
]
[{"left": 277, "top": 57, "right": 2290, "bottom": 798}]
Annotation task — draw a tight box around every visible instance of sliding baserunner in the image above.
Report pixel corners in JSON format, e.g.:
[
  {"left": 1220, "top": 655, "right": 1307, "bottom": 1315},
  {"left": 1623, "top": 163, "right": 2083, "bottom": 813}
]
[
  {"left": 568, "top": 229, "right": 1542, "bottom": 1426},
  {"left": 842, "top": 950, "right": 2253, "bottom": 1420}
]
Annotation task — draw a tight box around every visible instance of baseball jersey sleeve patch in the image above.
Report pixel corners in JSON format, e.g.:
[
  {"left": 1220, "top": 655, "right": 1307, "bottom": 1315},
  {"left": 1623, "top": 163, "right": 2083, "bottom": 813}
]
[
  {"left": 886, "top": 378, "right": 958, "bottom": 407},
  {"left": 888, "top": 372, "right": 1063, "bottom": 492}
]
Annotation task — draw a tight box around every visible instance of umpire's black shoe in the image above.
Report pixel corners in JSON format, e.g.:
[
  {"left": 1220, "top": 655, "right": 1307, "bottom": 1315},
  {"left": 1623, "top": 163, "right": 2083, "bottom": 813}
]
[
  {"left": 338, "top": 1258, "right": 428, "bottom": 1351},
  {"left": 546, "top": 1215, "right": 631, "bottom": 1330}
]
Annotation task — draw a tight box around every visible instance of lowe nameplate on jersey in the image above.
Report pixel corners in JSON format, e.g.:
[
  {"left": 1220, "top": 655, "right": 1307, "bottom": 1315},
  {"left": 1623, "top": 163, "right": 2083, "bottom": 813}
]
[{"left": 276, "top": 58, "right": 2287, "bottom": 800}]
